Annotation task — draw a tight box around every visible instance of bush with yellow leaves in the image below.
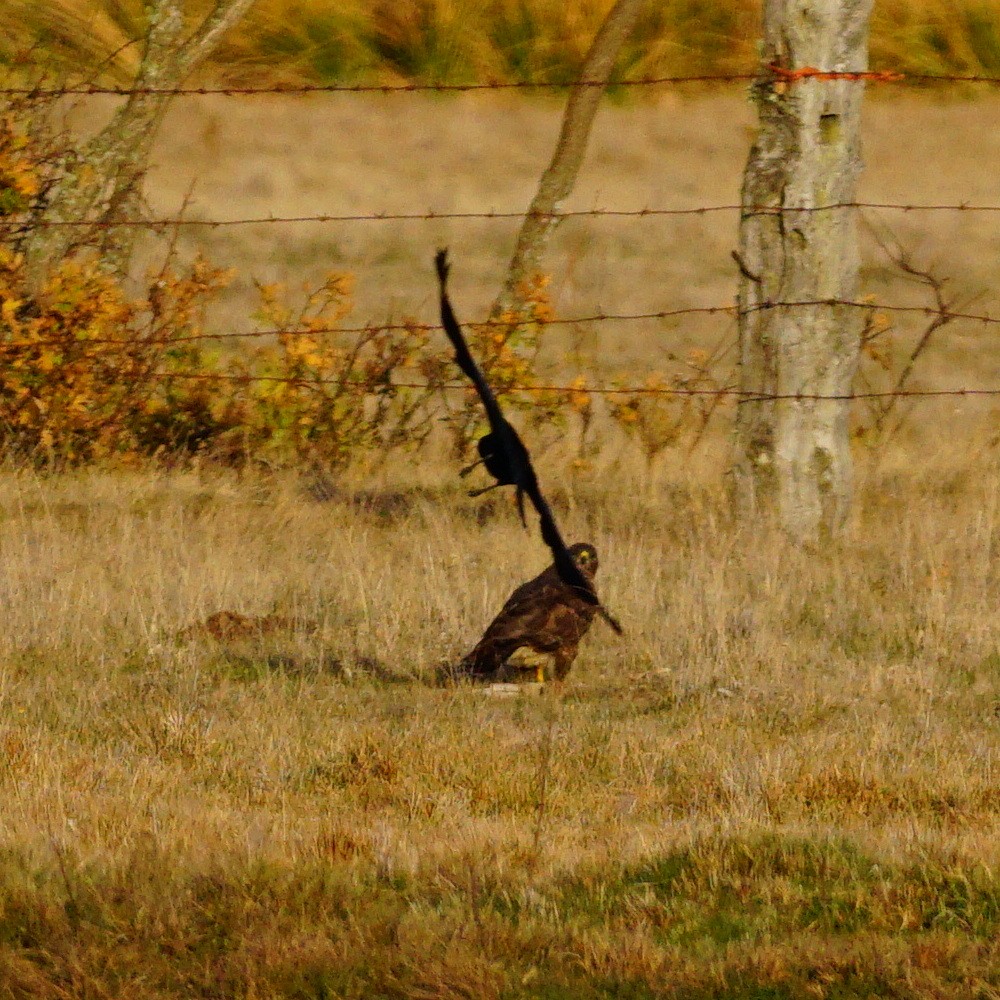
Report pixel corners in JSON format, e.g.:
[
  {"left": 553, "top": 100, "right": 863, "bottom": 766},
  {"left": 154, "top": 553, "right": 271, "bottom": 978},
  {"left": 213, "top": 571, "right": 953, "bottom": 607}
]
[
  {"left": 225, "top": 275, "right": 442, "bottom": 467},
  {"left": 0, "top": 92, "right": 587, "bottom": 472},
  {"left": 0, "top": 86, "right": 457, "bottom": 469},
  {"left": 0, "top": 243, "right": 455, "bottom": 467},
  {"left": 608, "top": 348, "right": 732, "bottom": 466}
]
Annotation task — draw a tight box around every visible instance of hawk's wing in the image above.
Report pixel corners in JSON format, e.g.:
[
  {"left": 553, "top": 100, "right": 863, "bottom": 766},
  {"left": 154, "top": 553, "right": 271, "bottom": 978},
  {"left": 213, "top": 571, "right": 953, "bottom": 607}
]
[
  {"left": 436, "top": 249, "right": 530, "bottom": 525},
  {"left": 479, "top": 569, "right": 564, "bottom": 643},
  {"left": 461, "top": 568, "right": 570, "bottom": 675},
  {"left": 435, "top": 250, "right": 510, "bottom": 440},
  {"left": 436, "top": 248, "right": 622, "bottom": 636}
]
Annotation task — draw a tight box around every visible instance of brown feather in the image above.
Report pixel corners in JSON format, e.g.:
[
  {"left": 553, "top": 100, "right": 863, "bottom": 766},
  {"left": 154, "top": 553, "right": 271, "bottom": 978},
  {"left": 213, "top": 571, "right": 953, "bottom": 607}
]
[{"left": 460, "top": 542, "right": 601, "bottom": 681}]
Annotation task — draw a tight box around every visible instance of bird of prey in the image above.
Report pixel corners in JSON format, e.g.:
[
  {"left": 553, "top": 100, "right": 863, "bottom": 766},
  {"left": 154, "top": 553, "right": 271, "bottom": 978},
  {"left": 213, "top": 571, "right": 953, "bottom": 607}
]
[
  {"left": 460, "top": 542, "right": 604, "bottom": 683},
  {"left": 434, "top": 248, "right": 622, "bottom": 636}
]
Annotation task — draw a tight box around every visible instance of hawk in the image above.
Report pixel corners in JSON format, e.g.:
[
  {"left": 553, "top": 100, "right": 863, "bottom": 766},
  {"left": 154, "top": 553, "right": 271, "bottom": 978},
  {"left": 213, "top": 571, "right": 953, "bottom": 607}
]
[{"left": 459, "top": 542, "right": 604, "bottom": 683}]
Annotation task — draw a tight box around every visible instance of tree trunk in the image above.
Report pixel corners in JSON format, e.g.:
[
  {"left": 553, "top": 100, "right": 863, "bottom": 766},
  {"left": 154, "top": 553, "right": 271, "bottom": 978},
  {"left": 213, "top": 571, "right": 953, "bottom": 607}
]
[
  {"left": 732, "top": 0, "right": 873, "bottom": 541},
  {"left": 491, "top": 0, "right": 647, "bottom": 320},
  {"left": 23, "top": 0, "right": 259, "bottom": 293}
]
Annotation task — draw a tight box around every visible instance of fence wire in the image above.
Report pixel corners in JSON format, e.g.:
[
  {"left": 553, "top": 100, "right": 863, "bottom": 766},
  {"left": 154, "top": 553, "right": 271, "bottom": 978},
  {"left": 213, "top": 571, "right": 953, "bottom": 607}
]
[
  {"left": 4, "top": 66, "right": 1000, "bottom": 97},
  {"left": 2, "top": 297, "right": 998, "bottom": 405},
  {"left": 123, "top": 369, "right": 1000, "bottom": 404},
  {"left": 3, "top": 298, "right": 1000, "bottom": 354},
  {"left": 8, "top": 201, "right": 1000, "bottom": 231}
]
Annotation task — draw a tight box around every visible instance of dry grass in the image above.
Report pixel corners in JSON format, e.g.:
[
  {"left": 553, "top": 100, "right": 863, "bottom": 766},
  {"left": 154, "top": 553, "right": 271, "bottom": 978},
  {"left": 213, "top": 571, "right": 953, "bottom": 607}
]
[{"left": 0, "top": 437, "right": 999, "bottom": 995}]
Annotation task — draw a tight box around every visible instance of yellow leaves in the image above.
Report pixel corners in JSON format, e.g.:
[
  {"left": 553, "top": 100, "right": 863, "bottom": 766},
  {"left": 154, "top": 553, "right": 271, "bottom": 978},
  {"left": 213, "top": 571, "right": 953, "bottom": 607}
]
[
  {"left": 861, "top": 311, "right": 894, "bottom": 373},
  {"left": 36, "top": 348, "right": 58, "bottom": 373},
  {"left": 1, "top": 295, "right": 23, "bottom": 333},
  {"left": 0, "top": 114, "right": 42, "bottom": 214},
  {"left": 608, "top": 361, "right": 728, "bottom": 463},
  {"left": 0, "top": 251, "right": 235, "bottom": 464},
  {"left": 230, "top": 274, "right": 443, "bottom": 466}
]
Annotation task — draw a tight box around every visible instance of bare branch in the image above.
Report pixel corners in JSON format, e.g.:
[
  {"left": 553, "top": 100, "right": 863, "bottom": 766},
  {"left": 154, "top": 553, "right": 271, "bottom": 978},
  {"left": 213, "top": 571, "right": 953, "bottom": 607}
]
[
  {"left": 491, "top": 0, "right": 648, "bottom": 320},
  {"left": 177, "top": 0, "right": 260, "bottom": 80}
]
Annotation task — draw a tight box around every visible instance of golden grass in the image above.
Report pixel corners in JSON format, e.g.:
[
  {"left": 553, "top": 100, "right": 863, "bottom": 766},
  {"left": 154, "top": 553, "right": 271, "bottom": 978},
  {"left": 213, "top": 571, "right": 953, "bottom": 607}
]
[
  {"left": 0, "top": 437, "right": 998, "bottom": 995},
  {"left": 6, "top": 0, "right": 1000, "bottom": 83}
]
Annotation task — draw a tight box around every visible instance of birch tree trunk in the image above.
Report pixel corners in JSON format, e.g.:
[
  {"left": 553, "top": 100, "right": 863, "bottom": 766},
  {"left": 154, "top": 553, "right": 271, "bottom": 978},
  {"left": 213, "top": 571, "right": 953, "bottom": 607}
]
[
  {"left": 732, "top": 0, "right": 873, "bottom": 541},
  {"left": 491, "top": 0, "right": 647, "bottom": 320},
  {"left": 23, "top": 0, "right": 258, "bottom": 293}
]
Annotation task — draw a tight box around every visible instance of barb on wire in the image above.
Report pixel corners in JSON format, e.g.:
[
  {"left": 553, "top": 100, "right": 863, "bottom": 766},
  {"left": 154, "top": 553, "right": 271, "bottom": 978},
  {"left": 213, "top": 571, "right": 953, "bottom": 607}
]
[{"left": 10, "top": 200, "right": 1000, "bottom": 230}]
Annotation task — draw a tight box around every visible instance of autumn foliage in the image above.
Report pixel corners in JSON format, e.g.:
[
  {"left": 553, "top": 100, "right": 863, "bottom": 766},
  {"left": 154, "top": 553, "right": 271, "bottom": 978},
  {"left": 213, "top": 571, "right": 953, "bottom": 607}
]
[{"left": 0, "top": 96, "right": 598, "bottom": 469}]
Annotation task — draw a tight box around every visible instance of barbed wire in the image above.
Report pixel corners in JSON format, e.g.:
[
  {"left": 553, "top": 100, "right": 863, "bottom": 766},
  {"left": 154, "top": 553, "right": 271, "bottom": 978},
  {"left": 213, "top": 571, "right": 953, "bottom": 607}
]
[
  {"left": 9, "top": 201, "right": 1000, "bottom": 231},
  {"left": 4, "top": 66, "right": 1000, "bottom": 98},
  {"left": 0, "top": 307, "right": 732, "bottom": 352},
  {"left": 2, "top": 298, "right": 999, "bottom": 354},
  {"left": 130, "top": 368, "right": 1000, "bottom": 403}
]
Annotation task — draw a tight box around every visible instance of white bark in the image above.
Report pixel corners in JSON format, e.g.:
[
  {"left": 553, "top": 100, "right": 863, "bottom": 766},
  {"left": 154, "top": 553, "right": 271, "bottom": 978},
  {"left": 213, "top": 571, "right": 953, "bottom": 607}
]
[
  {"left": 733, "top": 0, "right": 873, "bottom": 541},
  {"left": 23, "top": 0, "right": 258, "bottom": 291}
]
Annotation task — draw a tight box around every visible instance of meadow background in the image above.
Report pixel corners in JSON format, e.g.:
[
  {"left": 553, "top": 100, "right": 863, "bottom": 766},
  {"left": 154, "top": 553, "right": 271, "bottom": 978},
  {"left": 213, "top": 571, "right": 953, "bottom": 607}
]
[{"left": 2, "top": 2, "right": 1000, "bottom": 997}]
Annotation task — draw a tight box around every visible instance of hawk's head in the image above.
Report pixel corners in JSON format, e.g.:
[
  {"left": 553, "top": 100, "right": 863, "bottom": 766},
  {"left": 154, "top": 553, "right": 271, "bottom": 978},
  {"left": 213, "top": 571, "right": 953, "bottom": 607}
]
[{"left": 568, "top": 542, "right": 599, "bottom": 576}]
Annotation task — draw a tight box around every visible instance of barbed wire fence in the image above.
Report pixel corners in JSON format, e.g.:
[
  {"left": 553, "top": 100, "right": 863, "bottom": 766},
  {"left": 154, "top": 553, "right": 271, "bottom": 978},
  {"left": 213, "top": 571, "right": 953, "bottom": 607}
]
[
  {"left": 3, "top": 66, "right": 1000, "bottom": 414},
  {"left": 5, "top": 66, "right": 1000, "bottom": 95}
]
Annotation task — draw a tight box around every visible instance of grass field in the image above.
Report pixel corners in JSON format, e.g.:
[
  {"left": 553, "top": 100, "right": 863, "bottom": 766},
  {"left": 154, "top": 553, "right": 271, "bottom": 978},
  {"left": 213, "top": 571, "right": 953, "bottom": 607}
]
[
  {"left": 3, "top": 64, "right": 1000, "bottom": 1000},
  {"left": 1, "top": 443, "right": 999, "bottom": 996}
]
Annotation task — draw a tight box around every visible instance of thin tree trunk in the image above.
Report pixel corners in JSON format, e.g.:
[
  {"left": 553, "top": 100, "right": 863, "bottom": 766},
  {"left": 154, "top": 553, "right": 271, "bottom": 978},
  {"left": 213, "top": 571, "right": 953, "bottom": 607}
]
[
  {"left": 23, "top": 0, "right": 258, "bottom": 292},
  {"left": 732, "top": 0, "right": 873, "bottom": 541},
  {"left": 491, "top": 0, "right": 647, "bottom": 320}
]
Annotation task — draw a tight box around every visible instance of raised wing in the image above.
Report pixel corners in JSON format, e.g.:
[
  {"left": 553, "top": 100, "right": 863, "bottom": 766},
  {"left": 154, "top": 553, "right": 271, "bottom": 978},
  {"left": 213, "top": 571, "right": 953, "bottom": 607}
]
[
  {"left": 436, "top": 249, "right": 529, "bottom": 521},
  {"left": 435, "top": 248, "right": 623, "bottom": 636}
]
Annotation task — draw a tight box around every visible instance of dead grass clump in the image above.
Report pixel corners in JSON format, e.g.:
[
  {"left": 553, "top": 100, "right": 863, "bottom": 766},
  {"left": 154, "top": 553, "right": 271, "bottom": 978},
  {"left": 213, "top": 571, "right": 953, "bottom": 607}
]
[{"left": 175, "top": 609, "right": 319, "bottom": 643}]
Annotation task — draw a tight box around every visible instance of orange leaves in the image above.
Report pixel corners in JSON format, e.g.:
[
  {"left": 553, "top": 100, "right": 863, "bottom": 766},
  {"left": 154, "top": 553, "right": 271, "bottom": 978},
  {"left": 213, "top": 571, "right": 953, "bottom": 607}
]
[{"left": 608, "top": 350, "right": 731, "bottom": 464}]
